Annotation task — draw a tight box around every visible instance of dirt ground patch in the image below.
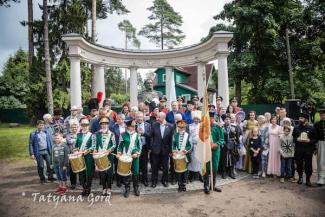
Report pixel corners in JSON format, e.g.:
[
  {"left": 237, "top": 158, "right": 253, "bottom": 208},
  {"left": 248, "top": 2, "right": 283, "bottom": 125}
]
[{"left": 0, "top": 160, "right": 324, "bottom": 217}]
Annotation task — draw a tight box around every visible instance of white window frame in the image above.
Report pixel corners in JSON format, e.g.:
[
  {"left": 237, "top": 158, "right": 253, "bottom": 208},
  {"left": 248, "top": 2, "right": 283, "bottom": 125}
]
[
  {"left": 162, "top": 73, "right": 166, "bottom": 82},
  {"left": 182, "top": 94, "right": 191, "bottom": 102}
]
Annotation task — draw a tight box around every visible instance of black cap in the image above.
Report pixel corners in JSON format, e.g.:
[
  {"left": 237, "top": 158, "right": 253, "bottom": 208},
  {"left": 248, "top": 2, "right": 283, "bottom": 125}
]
[
  {"left": 125, "top": 118, "right": 136, "bottom": 127},
  {"left": 187, "top": 100, "right": 194, "bottom": 105},
  {"left": 299, "top": 112, "right": 309, "bottom": 119},
  {"left": 159, "top": 97, "right": 167, "bottom": 102},
  {"left": 88, "top": 98, "right": 99, "bottom": 111},
  {"left": 53, "top": 108, "right": 62, "bottom": 116},
  {"left": 177, "top": 96, "right": 184, "bottom": 102},
  {"left": 191, "top": 95, "right": 199, "bottom": 101},
  {"left": 216, "top": 95, "right": 223, "bottom": 101}
]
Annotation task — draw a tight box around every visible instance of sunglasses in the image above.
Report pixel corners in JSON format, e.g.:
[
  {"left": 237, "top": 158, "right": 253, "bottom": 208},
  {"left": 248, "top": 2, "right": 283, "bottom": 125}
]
[
  {"left": 178, "top": 126, "right": 185, "bottom": 129},
  {"left": 81, "top": 123, "right": 89, "bottom": 127}
]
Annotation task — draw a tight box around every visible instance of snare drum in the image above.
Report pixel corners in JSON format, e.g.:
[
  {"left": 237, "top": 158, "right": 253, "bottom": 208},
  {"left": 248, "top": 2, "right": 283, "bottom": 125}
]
[
  {"left": 69, "top": 153, "right": 86, "bottom": 173},
  {"left": 173, "top": 153, "right": 187, "bottom": 173},
  {"left": 117, "top": 155, "right": 133, "bottom": 176},
  {"left": 93, "top": 152, "right": 111, "bottom": 171}
]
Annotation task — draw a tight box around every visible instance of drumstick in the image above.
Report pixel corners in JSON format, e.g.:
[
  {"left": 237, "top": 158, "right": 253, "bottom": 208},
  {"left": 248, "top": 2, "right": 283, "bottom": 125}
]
[{"left": 90, "top": 152, "right": 117, "bottom": 156}]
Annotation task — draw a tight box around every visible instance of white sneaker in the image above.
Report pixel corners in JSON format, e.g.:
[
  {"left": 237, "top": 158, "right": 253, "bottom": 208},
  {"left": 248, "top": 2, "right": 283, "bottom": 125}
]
[{"left": 262, "top": 172, "right": 266, "bottom": 178}]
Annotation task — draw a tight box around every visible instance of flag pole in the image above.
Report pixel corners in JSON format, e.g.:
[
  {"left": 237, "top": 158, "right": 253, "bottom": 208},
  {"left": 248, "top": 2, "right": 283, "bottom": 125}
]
[{"left": 203, "top": 83, "right": 214, "bottom": 192}]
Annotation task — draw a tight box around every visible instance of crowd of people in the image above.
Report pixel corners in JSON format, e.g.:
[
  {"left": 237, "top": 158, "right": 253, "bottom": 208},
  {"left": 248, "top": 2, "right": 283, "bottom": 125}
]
[{"left": 28, "top": 94, "right": 325, "bottom": 198}]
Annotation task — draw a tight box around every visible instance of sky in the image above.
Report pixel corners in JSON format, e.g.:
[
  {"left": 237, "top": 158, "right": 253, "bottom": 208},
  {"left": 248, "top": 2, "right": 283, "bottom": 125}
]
[{"left": 0, "top": 0, "right": 232, "bottom": 72}]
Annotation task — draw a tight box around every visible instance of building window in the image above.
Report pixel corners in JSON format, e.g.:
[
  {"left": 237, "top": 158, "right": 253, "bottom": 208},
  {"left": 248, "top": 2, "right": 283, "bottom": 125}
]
[
  {"left": 162, "top": 73, "right": 166, "bottom": 82},
  {"left": 182, "top": 94, "right": 191, "bottom": 102}
]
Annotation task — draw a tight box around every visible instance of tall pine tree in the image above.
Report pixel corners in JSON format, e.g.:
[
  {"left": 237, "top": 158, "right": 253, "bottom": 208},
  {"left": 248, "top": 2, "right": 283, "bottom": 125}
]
[{"left": 139, "top": 0, "right": 185, "bottom": 49}]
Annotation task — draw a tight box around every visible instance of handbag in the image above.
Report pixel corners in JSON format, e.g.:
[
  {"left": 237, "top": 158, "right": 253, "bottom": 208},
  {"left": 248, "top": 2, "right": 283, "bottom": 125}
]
[{"left": 239, "top": 145, "right": 247, "bottom": 156}]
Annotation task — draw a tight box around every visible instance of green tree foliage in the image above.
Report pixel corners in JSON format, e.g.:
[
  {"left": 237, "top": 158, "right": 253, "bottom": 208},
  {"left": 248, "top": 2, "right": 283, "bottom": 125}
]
[
  {"left": 0, "top": 0, "right": 19, "bottom": 7},
  {"left": 16, "top": 0, "right": 129, "bottom": 120},
  {"left": 105, "top": 67, "right": 127, "bottom": 96},
  {"left": 0, "top": 49, "right": 29, "bottom": 108},
  {"left": 209, "top": 0, "right": 324, "bottom": 105},
  {"left": 138, "top": 0, "right": 185, "bottom": 49},
  {"left": 118, "top": 19, "right": 141, "bottom": 48}
]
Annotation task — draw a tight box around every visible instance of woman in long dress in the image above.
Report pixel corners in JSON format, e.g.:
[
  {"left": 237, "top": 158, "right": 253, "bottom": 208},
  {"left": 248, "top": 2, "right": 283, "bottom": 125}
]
[
  {"left": 267, "top": 116, "right": 282, "bottom": 176},
  {"left": 188, "top": 111, "right": 202, "bottom": 181},
  {"left": 243, "top": 111, "right": 258, "bottom": 174}
]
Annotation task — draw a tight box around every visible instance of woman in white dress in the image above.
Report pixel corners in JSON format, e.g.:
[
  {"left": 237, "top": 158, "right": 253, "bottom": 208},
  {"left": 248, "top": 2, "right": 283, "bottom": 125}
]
[
  {"left": 267, "top": 116, "right": 283, "bottom": 176},
  {"left": 188, "top": 111, "right": 202, "bottom": 182}
]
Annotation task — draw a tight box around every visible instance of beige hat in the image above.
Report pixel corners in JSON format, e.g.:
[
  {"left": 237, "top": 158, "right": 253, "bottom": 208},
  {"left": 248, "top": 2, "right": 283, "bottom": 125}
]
[{"left": 191, "top": 110, "right": 202, "bottom": 120}]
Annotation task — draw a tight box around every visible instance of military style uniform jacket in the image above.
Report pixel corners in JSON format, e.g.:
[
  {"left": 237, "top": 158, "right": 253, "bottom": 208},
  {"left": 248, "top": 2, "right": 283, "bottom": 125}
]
[
  {"left": 117, "top": 131, "right": 141, "bottom": 175},
  {"left": 172, "top": 131, "right": 192, "bottom": 162},
  {"left": 94, "top": 129, "right": 116, "bottom": 174},
  {"left": 75, "top": 131, "right": 94, "bottom": 177},
  {"left": 207, "top": 124, "right": 224, "bottom": 173}
]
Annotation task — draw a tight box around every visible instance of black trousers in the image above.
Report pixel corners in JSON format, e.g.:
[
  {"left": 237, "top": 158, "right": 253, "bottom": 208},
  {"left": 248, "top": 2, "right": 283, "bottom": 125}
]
[
  {"left": 251, "top": 155, "right": 260, "bottom": 175},
  {"left": 100, "top": 172, "right": 112, "bottom": 189},
  {"left": 79, "top": 174, "right": 92, "bottom": 191},
  {"left": 151, "top": 152, "right": 169, "bottom": 183},
  {"left": 177, "top": 171, "right": 187, "bottom": 188},
  {"left": 140, "top": 145, "right": 149, "bottom": 181},
  {"left": 295, "top": 149, "right": 313, "bottom": 177},
  {"left": 69, "top": 164, "right": 77, "bottom": 185},
  {"left": 169, "top": 155, "right": 176, "bottom": 181}
]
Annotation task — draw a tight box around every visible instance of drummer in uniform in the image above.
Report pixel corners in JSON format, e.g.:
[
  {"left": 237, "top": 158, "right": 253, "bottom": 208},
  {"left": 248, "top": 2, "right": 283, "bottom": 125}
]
[
  {"left": 93, "top": 117, "right": 116, "bottom": 196},
  {"left": 116, "top": 119, "right": 142, "bottom": 198},
  {"left": 74, "top": 117, "right": 94, "bottom": 196},
  {"left": 172, "top": 120, "right": 192, "bottom": 192},
  {"left": 203, "top": 110, "right": 224, "bottom": 194}
]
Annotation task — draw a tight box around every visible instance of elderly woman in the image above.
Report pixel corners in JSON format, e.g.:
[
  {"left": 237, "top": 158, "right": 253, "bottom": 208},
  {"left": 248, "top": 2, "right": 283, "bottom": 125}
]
[
  {"left": 188, "top": 111, "right": 202, "bottom": 182},
  {"left": 257, "top": 115, "right": 269, "bottom": 178},
  {"left": 282, "top": 118, "right": 294, "bottom": 136},
  {"left": 235, "top": 112, "right": 245, "bottom": 170}
]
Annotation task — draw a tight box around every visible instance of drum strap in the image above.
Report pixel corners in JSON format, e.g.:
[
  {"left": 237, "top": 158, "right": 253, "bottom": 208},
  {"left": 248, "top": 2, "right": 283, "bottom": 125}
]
[
  {"left": 100, "top": 131, "right": 112, "bottom": 151},
  {"left": 124, "top": 133, "right": 137, "bottom": 156},
  {"left": 80, "top": 132, "right": 92, "bottom": 151},
  {"left": 179, "top": 132, "right": 189, "bottom": 151}
]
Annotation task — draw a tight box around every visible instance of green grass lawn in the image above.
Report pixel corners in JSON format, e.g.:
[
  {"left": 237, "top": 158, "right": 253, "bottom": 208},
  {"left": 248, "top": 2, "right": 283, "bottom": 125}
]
[{"left": 0, "top": 123, "right": 34, "bottom": 160}]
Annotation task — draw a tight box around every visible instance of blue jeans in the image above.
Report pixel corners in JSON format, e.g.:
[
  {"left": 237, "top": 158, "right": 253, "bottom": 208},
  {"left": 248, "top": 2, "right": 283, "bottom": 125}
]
[
  {"left": 261, "top": 153, "right": 268, "bottom": 174},
  {"left": 35, "top": 152, "right": 53, "bottom": 181},
  {"left": 54, "top": 164, "right": 67, "bottom": 181},
  {"left": 281, "top": 157, "right": 293, "bottom": 178}
]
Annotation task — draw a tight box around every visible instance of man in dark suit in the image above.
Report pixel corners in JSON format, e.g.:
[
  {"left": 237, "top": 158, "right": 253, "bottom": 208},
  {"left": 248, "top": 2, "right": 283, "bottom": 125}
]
[
  {"left": 135, "top": 111, "right": 152, "bottom": 187},
  {"left": 150, "top": 112, "right": 174, "bottom": 187}
]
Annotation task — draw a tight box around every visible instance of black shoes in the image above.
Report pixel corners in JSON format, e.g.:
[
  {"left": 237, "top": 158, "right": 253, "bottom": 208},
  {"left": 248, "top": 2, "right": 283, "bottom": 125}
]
[
  {"left": 151, "top": 182, "right": 157, "bottom": 188},
  {"left": 142, "top": 180, "right": 149, "bottom": 187},
  {"left": 162, "top": 181, "right": 169, "bottom": 187}
]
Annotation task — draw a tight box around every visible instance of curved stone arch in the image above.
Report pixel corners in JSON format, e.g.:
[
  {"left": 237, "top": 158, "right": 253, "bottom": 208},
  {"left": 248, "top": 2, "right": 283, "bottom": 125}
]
[{"left": 63, "top": 31, "right": 233, "bottom": 108}]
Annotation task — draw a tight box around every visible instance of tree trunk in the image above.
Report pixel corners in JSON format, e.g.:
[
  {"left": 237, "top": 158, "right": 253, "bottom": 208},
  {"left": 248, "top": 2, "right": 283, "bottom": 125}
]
[
  {"left": 91, "top": 0, "right": 96, "bottom": 43},
  {"left": 43, "top": 0, "right": 54, "bottom": 114},
  {"left": 235, "top": 79, "right": 242, "bottom": 106},
  {"left": 91, "top": 0, "right": 97, "bottom": 97},
  {"left": 160, "top": 16, "right": 164, "bottom": 50},
  {"left": 28, "top": 0, "right": 33, "bottom": 67}
]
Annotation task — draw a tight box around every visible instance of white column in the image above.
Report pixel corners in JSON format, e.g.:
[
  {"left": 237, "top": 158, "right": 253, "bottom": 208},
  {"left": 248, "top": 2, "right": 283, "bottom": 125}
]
[
  {"left": 165, "top": 66, "right": 176, "bottom": 109},
  {"left": 129, "top": 67, "right": 138, "bottom": 107},
  {"left": 197, "top": 62, "right": 206, "bottom": 99},
  {"left": 218, "top": 55, "right": 229, "bottom": 107},
  {"left": 212, "top": 92, "right": 217, "bottom": 107},
  {"left": 92, "top": 65, "right": 106, "bottom": 100},
  {"left": 70, "top": 57, "right": 82, "bottom": 108}
]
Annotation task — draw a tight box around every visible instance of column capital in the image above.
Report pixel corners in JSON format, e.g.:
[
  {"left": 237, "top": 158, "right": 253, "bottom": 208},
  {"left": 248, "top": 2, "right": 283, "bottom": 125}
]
[
  {"left": 216, "top": 52, "right": 230, "bottom": 58},
  {"left": 129, "top": 66, "right": 138, "bottom": 70},
  {"left": 69, "top": 56, "right": 81, "bottom": 62}
]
